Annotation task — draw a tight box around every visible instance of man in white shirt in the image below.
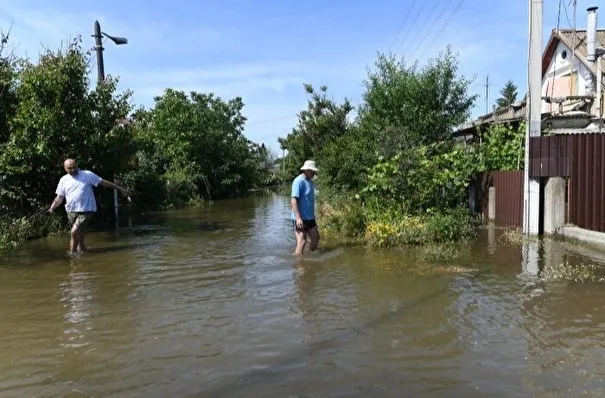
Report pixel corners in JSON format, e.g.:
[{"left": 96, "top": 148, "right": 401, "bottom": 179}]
[{"left": 48, "top": 158, "right": 130, "bottom": 253}]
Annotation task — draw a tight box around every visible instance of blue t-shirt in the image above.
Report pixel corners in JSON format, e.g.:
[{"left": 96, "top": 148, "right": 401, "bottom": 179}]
[{"left": 291, "top": 174, "right": 315, "bottom": 221}]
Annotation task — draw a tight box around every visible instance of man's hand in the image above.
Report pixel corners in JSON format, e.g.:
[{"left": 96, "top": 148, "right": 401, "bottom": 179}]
[{"left": 296, "top": 216, "right": 303, "bottom": 229}]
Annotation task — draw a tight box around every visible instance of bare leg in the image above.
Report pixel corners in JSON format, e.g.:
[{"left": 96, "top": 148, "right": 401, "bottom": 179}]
[
  {"left": 78, "top": 229, "right": 87, "bottom": 252},
  {"left": 308, "top": 226, "right": 320, "bottom": 251},
  {"left": 294, "top": 230, "right": 307, "bottom": 256},
  {"left": 70, "top": 223, "right": 81, "bottom": 254}
]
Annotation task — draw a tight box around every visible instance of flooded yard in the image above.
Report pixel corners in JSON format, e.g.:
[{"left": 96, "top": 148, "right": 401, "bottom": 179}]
[{"left": 1, "top": 194, "right": 605, "bottom": 397}]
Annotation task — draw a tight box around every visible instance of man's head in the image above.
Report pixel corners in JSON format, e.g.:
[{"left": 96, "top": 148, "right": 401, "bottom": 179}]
[
  {"left": 63, "top": 158, "right": 79, "bottom": 176},
  {"left": 300, "top": 160, "right": 318, "bottom": 179}
]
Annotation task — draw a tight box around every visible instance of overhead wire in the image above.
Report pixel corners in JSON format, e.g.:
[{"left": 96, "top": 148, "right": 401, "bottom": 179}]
[
  {"left": 395, "top": 0, "right": 431, "bottom": 55},
  {"left": 425, "top": 0, "right": 466, "bottom": 51},
  {"left": 400, "top": 0, "right": 434, "bottom": 56},
  {"left": 408, "top": 0, "right": 454, "bottom": 61},
  {"left": 388, "top": 0, "right": 419, "bottom": 52}
]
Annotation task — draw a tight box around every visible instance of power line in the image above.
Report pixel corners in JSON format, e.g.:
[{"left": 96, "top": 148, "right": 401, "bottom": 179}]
[
  {"left": 395, "top": 0, "right": 430, "bottom": 54},
  {"left": 422, "top": 0, "right": 467, "bottom": 52},
  {"left": 562, "top": 0, "right": 573, "bottom": 29},
  {"left": 398, "top": 0, "right": 434, "bottom": 55},
  {"left": 246, "top": 114, "right": 298, "bottom": 126},
  {"left": 408, "top": 0, "right": 453, "bottom": 61},
  {"left": 388, "top": 0, "right": 418, "bottom": 51}
]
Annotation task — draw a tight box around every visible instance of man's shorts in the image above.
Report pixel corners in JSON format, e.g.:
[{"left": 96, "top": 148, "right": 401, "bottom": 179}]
[
  {"left": 293, "top": 218, "right": 317, "bottom": 233},
  {"left": 67, "top": 212, "right": 95, "bottom": 230}
]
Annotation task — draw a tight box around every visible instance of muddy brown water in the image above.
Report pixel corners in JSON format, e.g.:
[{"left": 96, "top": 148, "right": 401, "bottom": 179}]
[{"left": 2, "top": 194, "right": 605, "bottom": 397}]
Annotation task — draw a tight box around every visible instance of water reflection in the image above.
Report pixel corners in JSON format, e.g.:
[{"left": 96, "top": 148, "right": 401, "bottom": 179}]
[{"left": 59, "top": 267, "right": 93, "bottom": 350}]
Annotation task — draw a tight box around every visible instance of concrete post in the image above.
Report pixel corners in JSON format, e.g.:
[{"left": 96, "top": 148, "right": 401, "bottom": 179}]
[
  {"left": 523, "top": 0, "right": 543, "bottom": 235},
  {"left": 488, "top": 186, "right": 496, "bottom": 221},
  {"left": 543, "top": 177, "right": 566, "bottom": 234}
]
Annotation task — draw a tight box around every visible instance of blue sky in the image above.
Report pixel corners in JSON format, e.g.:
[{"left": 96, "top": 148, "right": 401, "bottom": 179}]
[{"left": 0, "top": 0, "right": 596, "bottom": 153}]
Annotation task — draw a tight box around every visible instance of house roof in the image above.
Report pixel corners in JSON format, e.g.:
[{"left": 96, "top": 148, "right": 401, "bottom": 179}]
[
  {"left": 455, "top": 28, "right": 605, "bottom": 138},
  {"left": 543, "top": 29, "right": 605, "bottom": 77}
]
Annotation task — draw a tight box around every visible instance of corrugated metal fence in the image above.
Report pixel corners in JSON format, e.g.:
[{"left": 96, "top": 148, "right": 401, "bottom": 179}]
[
  {"left": 482, "top": 133, "right": 605, "bottom": 232},
  {"left": 480, "top": 170, "right": 524, "bottom": 228},
  {"left": 568, "top": 134, "right": 605, "bottom": 232}
]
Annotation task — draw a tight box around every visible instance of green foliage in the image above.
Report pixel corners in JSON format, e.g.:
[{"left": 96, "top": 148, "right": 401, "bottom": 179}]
[
  {"left": 0, "top": 32, "right": 275, "bottom": 252},
  {"left": 479, "top": 121, "right": 525, "bottom": 171},
  {"left": 361, "top": 141, "right": 478, "bottom": 213},
  {"left": 496, "top": 80, "right": 518, "bottom": 109},
  {"left": 0, "top": 42, "right": 17, "bottom": 144},
  {"left": 358, "top": 47, "right": 476, "bottom": 155},
  {"left": 319, "top": 125, "right": 378, "bottom": 192},
  {"left": 0, "top": 37, "right": 135, "bottom": 218},
  {"left": 149, "top": 89, "right": 265, "bottom": 200},
  {"left": 419, "top": 243, "right": 461, "bottom": 263},
  {"left": 278, "top": 84, "right": 354, "bottom": 179},
  {"left": 362, "top": 205, "right": 474, "bottom": 247},
  {"left": 0, "top": 214, "right": 62, "bottom": 254},
  {"left": 279, "top": 48, "right": 484, "bottom": 249}
]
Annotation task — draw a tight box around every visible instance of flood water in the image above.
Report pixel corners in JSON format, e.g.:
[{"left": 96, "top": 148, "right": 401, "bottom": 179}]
[{"left": 2, "top": 194, "right": 605, "bottom": 397}]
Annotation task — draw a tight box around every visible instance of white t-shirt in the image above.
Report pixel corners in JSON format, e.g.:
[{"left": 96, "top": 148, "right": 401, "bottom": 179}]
[{"left": 55, "top": 170, "right": 103, "bottom": 212}]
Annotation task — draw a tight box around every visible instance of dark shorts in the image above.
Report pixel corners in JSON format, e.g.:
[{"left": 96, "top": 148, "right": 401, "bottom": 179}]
[
  {"left": 293, "top": 218, "right": 317, "bottom": 232},
  {"left": 67, "top": 212, "right": 94, "bottom": 230}
]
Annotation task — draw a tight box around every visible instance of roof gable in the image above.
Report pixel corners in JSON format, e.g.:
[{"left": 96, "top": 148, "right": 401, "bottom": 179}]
[{"left": 543, "top": 29, "right": 605, "bottom": 77}]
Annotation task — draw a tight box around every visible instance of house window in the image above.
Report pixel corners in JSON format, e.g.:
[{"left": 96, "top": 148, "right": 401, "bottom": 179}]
[{"left": 561, "top": 50, "right": 567, "bottom": 60}]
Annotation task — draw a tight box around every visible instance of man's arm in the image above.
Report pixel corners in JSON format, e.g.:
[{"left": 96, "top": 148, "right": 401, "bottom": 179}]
[
  {"left": 99, "top": 179, "right": 131, "bottom": 200},
  {"left": 291, "top": 178, "right": 303, "bottom": 228},
  {"left": 291, "top": 196, "right": 303, "bottom": 226},
  {"left": 48, "top": 195, "right": 65, "bottom": 213}
]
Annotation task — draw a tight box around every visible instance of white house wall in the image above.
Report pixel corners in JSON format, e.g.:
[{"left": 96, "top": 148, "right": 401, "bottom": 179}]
[{"left": 541, "top": 42, "right": 593, "bottom": 113}]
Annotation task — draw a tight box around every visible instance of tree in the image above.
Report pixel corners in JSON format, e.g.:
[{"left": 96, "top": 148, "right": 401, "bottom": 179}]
[
  {"left": 0, "top": 37, "right": 134, "bottom": 217},
  {"left": 496, "top": 80, "right": 518, "bottom": 109},
  {"left": 278, "top": 84, "right": 353, "bottom": 178},
  {"left": 357, "top": 46, "right": 476, "bottom": 156},
  {"left": 0, "top": 29, "right": 17, "bottom": 145},
  {"left": 146, "top": 89, "right": 265, "bottom": 201}
]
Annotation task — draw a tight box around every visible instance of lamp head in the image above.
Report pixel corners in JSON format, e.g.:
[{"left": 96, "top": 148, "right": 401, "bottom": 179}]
[{"left": 103, "top": 32, "right": 127, "bottom": 45}]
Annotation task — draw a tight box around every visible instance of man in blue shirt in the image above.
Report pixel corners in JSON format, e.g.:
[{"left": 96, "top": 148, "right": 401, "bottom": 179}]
[{"left": 291, "top": 160, "right": 319, "bottom": 255}]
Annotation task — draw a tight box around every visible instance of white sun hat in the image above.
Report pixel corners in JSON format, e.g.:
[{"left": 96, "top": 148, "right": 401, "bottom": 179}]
[{"left": 300, "top": 160, "right": 319, "bottom": 172}]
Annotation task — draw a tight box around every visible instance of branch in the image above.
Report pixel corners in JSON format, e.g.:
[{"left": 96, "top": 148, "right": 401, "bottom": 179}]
[{"left": 0, "top": 21, "right": 13, "bottom": 55}]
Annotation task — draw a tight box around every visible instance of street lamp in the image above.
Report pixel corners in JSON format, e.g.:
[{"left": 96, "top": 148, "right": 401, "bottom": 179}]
[
  {"left": 92, "top": 20, "right": 127, "bottom": 228},
  {"left": 92, "top": 20, "right": 127, "bottom": 84}
]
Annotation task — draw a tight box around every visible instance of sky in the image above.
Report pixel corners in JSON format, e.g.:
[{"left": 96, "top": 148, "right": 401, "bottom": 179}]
[{"left": 0, "top": 0, "right": 596, "bottom": 154}]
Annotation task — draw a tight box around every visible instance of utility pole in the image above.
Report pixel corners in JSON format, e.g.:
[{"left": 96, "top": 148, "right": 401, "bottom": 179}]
[
  {"left": 587, "top": 7, "right": 605, "bottom": 131},
  {"left": 523, "top": 0, "right": 542, "bottom": 235},
  {"left": 92, "top": 20, "right": 127, "bottom": 229},
  {"left": 485, "top": 75, "right": 489, "bottom": 114}
]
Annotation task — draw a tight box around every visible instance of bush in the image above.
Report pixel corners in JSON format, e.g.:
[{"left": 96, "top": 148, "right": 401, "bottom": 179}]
[
  {"left": 119, "top": 166, "right": 167, "bottom": 212},
  {"left": 164, "top": 169, "right": 201, "bottom": 209},
  {"left": 423, "top": 207, "right": 475, "bottom": 243},
  {"left": 319, "top": 195, "right": 476, "bottom": 249},
  {"left": 0, "top": 214, "right": 62, "bottom": 254}
]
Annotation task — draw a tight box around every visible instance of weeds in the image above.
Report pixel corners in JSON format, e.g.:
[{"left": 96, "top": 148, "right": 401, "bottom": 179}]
[
  {"left": 540, "top": 261, "right": 605, "bottom": 283},
  {"left": 420, "top": 243, "right": 461, "bottom": 263},
  {"left": 0, "top": 214, "right": 63, "bottom": 254}
]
